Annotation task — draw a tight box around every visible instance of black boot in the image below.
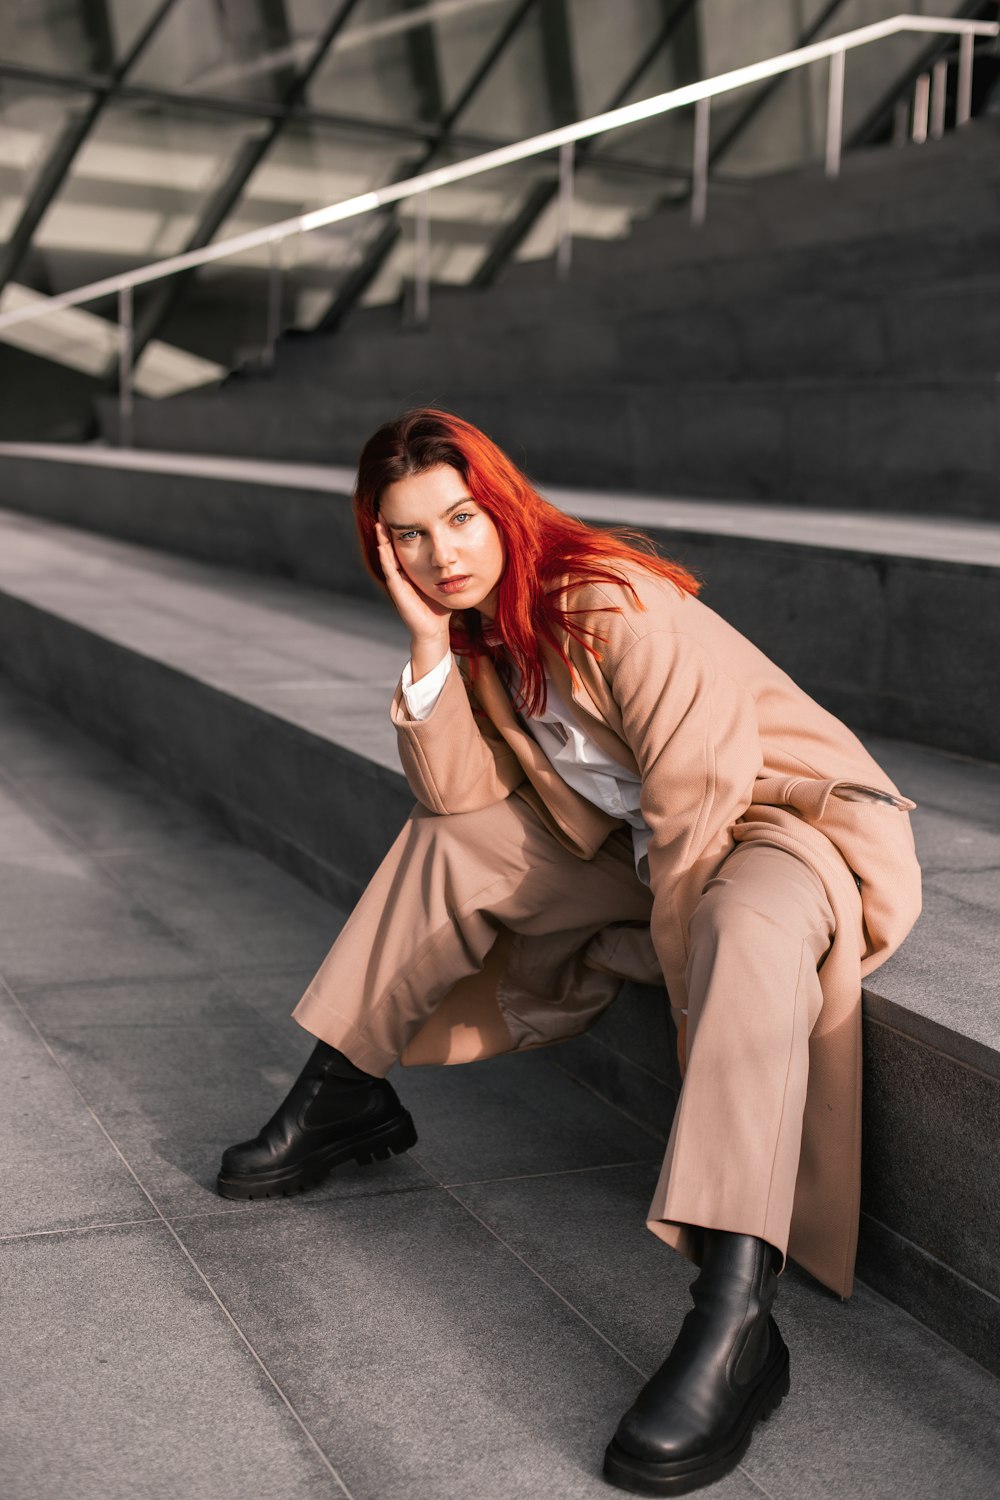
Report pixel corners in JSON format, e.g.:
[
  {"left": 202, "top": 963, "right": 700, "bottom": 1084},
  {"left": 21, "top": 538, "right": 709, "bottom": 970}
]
[
  {"left": 603, "top": 1230, "right": 789, "bottom": 1496},
  {"left": 216, "top": 1040, "right": 417, "bottom": 1200}
]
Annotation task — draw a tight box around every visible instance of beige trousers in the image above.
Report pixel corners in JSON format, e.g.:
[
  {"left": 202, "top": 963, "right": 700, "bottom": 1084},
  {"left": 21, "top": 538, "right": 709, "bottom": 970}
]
[{"left": 293, "top": 796, "right": 835, "bottom": 1270}]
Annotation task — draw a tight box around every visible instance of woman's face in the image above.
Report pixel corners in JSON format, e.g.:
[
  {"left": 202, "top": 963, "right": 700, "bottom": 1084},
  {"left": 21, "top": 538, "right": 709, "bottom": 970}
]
[{"left": 379, "top": 464, "right": 506, "bottom": 618}]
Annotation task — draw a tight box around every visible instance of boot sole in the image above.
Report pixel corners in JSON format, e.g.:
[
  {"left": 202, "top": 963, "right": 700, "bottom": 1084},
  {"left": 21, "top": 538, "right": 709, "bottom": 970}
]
[
  {"left": 602, "top": 1340, "right": 790, "bottom": 1496},
  {"left": 215, "top": 1111, "right": 418, "bottom": 1200}
]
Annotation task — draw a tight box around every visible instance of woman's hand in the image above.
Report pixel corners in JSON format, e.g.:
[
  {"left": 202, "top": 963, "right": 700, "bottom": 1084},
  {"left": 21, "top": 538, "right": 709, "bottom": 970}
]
[{"left": 375, "top": 517, "right": 452, "bottom": 649}]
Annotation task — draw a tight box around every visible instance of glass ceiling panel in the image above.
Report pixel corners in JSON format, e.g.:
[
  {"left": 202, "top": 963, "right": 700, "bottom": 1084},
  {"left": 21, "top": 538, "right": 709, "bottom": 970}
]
[
  {"left": 307, "top": 0, "right": 526, "bottom": 127},
  {"left": 28, "top": 97, "right": 268, "bottom": 293},
  {"left": 388, "top": 147, "right": 550, "bottom": 290},
  {"left": 0, "top": 0, "right": 167, "bottom": 76},
  {"left": 571, "top": 0, "right": 700, "bottom": 188},
  {"left": 0, "top": 78, "right": 95, "bottom": 251},
  {"left": 128, "top": 0, "right": 326, "bottom": 104},
  {"left": 568, "top": 0, "right": 687, "bottom": 120},
  {"left": 450, "top": 1, "right": 554, "bottom": 140},
  {"left": 200, "top": 120, "right": 418, "bottom": 331}
]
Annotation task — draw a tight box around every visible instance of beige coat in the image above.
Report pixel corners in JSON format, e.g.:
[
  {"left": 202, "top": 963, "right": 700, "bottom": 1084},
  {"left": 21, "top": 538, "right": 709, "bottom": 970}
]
[{"left": 388, "top": 564, "right": 922, "bottom": 1296}]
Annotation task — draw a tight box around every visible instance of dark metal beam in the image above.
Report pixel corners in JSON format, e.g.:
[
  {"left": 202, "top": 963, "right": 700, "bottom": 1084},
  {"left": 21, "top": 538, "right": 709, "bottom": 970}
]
[
  {"left": 402, "top": 0, "right": 445, "bottom": 125},
  {"left": 0, "top": 0, "right": 180, "bottom": 296},
  {"left": 235, "top": 0, "right": 298, "bottom": 103},
  {"left": 79, "top": 0, "right": 116, "bottom": 76},
  {"left": 471, "top": 0, "right": 699, "bottom": 287},
  {"left": 0, "top": 46, "right": 720, "bottom": 162},
  {"left": 316, "top": 0, "right": 539, "bottom": 332},
  {"left": 118, "top": 0, "right": 366, "bottom": 374},
  {"left": 0, "top": 59, "right": 444, "bottom": 139},
  {"left": 609, "top": 0, "right": 701, "bottom": 112},
  {"left": 538, "top": 0, "right": 579, "bottom": 126}
]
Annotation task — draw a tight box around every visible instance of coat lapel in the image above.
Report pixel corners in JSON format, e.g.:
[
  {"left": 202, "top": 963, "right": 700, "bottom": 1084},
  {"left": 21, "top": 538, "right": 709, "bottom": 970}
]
[
  {"left": 541, "top": 575, "right": 640, "bottom": 777},
  {"left": 470, "top": 652, "right": 619, "bottom": 852}
]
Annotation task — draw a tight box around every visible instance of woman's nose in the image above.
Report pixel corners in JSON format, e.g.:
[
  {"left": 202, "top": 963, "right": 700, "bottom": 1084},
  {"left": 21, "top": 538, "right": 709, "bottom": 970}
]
[{"left": 430, "top": 532, "right": 458, "bottom": 567}]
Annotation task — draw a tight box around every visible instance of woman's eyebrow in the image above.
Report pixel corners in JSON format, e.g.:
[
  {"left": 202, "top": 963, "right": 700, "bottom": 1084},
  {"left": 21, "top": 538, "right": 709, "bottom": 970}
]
[{"left": 383, "top": 498, "right": 475, "bottom": 530}]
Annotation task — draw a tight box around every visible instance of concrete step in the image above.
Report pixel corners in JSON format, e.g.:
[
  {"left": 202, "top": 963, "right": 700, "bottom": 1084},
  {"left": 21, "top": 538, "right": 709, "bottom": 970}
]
[
  {"left": 292, "top": 219, "right": 1000, "bottom": 357},
  {"left": 0, "top": 504, "right": 997, "bottom": 1379},
  {"left": 436, "top": 221, "right": 1000, "bottom": 327},
  {"left": 70, "top": 123, "right": 1000, "bottom": 528},
  {"left": 2, "top": 443, "right": 997, "bottom": 763},
  {"left": 2, "top": 672, "right": 998, "bottom": 1500},
  {"left": 565, "top": 116, "right": 1000, "bottom": 272},
  {"left": 93, "top": 368, "right": 1000, "bottom": 520},
  {"left": 252, "top": 272, "right": 1000, "bottom": 387}
]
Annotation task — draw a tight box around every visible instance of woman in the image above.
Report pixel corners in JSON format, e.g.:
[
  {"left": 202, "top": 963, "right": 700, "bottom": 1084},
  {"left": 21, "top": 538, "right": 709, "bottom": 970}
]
[{"left": 218, "top": 408, "right": 921, "bottom": 1496}]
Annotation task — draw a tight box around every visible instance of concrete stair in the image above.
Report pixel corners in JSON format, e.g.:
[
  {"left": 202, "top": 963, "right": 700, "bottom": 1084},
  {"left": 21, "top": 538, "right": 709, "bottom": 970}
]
[
  {"left": 0, "top": 501, "right": 996, "bottom": 1380},
  {"left": 2, "top": 443, "right": 998, "bottom": 764},
  {"left": 90, "top": 117, "right": 1000, "bottom": 519}
]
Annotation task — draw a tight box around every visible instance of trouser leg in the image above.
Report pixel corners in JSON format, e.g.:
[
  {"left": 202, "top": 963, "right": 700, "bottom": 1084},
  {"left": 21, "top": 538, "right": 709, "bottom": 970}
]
[
  {"left": 292, "top": 797, "right": 653, "bottom": 1078},
  {"left": 646, "top": 842, "right": 835, "bottom": 1272}
]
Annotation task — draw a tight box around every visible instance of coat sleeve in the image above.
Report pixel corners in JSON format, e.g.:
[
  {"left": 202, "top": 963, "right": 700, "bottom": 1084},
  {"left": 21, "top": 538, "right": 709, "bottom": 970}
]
[
  {"left": 607, "top": 626, "right": 764, "bottom": 989},
  {"left": 390, "top": 655, "right": 526, "bottom": 814}
]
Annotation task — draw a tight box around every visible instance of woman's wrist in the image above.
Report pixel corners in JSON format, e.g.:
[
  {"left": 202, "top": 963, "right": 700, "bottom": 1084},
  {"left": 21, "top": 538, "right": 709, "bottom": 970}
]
[{"left": 410, "top": 631, "right": 451, "bottom": 685}]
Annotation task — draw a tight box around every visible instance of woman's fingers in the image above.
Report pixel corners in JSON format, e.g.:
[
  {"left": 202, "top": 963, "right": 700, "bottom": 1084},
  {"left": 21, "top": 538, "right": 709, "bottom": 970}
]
[
  {"left": 376, "top": 519, "right": 408, "bottom": 592},
  {"left": 374, "top": 517, "right": 450, "bottom": 634},
  {"left": 375, "top": 517, "right": 397, "bottom": 572}
]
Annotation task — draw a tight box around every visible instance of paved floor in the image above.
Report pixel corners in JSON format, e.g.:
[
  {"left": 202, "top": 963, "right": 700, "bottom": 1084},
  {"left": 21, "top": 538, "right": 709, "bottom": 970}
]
[{"left": 1, "top": 674, "right": 998, "bottom": 1500}]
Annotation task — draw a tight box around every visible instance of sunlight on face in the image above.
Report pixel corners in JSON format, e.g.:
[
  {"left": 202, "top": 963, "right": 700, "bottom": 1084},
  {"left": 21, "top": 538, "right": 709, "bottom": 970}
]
[{"left": 379, "top": 464, "right": 506, "bottom": 617}]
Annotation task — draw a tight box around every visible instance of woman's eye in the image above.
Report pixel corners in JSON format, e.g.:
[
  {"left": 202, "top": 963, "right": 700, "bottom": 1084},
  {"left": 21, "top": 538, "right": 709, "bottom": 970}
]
[
  {"left": 398, "top": 530, "right": 419, "bottom": 541},
  {"left": 453, "top": 512, "right": 472, "bottom": 524}
]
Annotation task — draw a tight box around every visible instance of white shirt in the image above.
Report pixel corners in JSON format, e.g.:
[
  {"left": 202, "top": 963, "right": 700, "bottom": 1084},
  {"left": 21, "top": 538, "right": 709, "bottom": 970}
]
[{"left": 401, "top": 649, "right": 654, "bottom": 886}]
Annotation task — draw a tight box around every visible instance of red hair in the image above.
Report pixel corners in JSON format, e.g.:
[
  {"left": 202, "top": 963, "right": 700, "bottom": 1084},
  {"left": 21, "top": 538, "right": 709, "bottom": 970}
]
[{"left": 353, "top": 407, "right": 701, "bottom": 716}]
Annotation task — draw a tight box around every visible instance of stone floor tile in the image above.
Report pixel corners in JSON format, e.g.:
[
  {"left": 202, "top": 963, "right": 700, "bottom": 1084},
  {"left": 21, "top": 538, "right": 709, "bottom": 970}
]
[
  {"left": 0, "top": 685, "right": 123, "bottom": 778},
  {"left": 10, "top": 764, "right": 235, "bottom": 853},
  {"left": 451, "top": 1165, "right": 1000, "bottom": 1500},
  {"left": 906, "top": 806, "right": 1000, "bottom": 879},
  {"left": 451, "top": 1162, "right": 687, "bottom": 1370},
  {"left": 0, "top": 992, "right": 154, "bottom": 1238},
  {"left": 13, "top": 972, "right": 263, "bottom": 1031},
  {"left": 0, "top": 874, "right": 203, "bottom": 985},
  {"left": 97, "top": 842, "right": 340, "bottom": 973},
  {"left": 173, "top": 1190, "right": 761, "bottom": 1500},
  {"left": 393, "top": 1048, "right": 664, "bottom": 1185},
  {"left": 870, "top": 735, "right": 1000, "bottom": 832},
  {"left": 872, "top": 883, "right": 1000, "bottom": 1055},
  {"left": 0, "top": 1222, "right": 341, "bottom": 1500},
  {"left": 228, "top": 964, "right": 342, "bottom": 1030},
  {"left": 0, "top": 786, "right": 83, "bottom": 855},
  {"left": 33, "top": 1016, "right": 428, "bottom": 1218}
]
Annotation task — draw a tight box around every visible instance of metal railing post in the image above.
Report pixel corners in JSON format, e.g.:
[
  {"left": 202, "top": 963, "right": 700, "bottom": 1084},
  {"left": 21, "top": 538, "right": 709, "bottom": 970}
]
[
  {"left": 118, "top": 285, "right": 133, "bottom": 449},
  {"left": 957, "top": 31, "right": 974, "bottom": 126},
  {"left": 912, "top": 72, "right": 930, "bottom": 143},
  {"left": 0, "top": 16, "right": 997, "bottom": 352},
  {"left": 264, "top": 234, "right": 283, "bottom": 370},
  {"left": 413, "top": 191, "right": 430, "bottom": 327},
  {"left": 691, "top": 97, "right": 710, "bottom": 225},
  {"left": 556, "top": 141, "right": 574, "bottom": 280},
  {"left": 825, "top": 47, "right": 846, "bottom": 177},
  {"left": 930, "top": 58, "right": 948, "bottom": 140}
]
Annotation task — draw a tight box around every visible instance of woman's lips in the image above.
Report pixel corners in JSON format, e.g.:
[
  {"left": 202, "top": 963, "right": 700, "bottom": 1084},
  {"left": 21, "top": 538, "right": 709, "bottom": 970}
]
[{"left": 437, "top": 575, "right": 471, "bottom": 594}]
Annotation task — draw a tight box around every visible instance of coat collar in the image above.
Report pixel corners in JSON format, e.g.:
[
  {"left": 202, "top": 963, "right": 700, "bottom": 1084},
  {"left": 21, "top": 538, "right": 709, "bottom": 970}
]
[{"left": 475, "top": 574, "right": 639, "bottom": 777}]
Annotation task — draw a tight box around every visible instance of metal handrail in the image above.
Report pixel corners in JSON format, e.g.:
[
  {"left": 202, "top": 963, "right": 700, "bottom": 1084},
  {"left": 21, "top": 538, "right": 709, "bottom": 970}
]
[{"left": 0, "top": 11, "right": 994, "bottom": 344}]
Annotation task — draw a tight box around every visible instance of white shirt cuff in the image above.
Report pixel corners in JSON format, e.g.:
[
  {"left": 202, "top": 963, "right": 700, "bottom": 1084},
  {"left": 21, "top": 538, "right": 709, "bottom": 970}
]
[{"left": 401, "top": 649, "right": 454, "bottom": 721}]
